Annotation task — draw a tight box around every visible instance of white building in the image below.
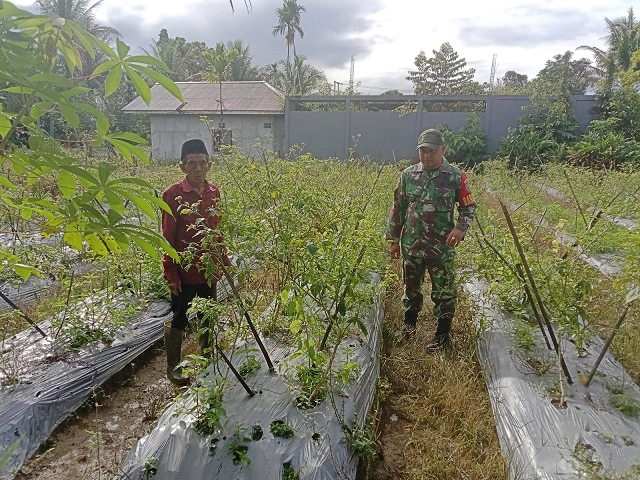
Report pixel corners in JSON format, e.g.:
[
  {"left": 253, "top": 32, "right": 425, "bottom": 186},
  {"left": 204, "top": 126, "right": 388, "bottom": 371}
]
[{"left": 123, "top": 81, "right": 285, "bottom": 161}]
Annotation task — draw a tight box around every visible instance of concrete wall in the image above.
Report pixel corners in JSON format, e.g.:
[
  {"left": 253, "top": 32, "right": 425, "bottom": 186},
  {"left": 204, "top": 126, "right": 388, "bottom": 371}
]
[
  {"left": 285, "top": 95, "right": 597, "bottom": 162},
  {"left": 150, "top": 113, "right": 285, "bottom": 161}
]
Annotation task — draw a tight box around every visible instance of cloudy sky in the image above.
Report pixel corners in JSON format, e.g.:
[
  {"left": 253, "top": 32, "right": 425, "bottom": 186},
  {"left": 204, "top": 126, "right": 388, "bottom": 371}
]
[{"left": 11, "top": 0, "right": 635, "bottom": 94}]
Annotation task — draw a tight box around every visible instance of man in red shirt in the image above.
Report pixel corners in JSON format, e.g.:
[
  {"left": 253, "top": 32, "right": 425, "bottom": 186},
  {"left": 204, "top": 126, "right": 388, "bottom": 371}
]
[{"left": 161, "top": 139, "right": 228, "bottom": 385}]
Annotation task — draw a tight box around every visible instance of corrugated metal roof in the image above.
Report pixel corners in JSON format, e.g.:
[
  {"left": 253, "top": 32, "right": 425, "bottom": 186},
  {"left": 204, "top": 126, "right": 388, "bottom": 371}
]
[{"left": 122, "top": 81, "right": 284, "bottom": 114}]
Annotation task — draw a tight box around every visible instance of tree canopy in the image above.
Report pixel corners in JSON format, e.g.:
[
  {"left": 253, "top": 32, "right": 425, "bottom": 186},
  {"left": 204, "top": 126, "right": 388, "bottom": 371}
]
[{"left": 407, "top": 43, "right": 483, "bottom": 95}]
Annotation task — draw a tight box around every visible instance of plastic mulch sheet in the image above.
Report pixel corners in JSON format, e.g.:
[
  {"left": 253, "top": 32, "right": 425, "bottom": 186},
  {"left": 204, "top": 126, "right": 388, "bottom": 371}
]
[
  {"left": 117, "top": 287, "right": 383, "bottom": 480},
  {"left": 0, "top": 279, "right": 234, "bottom": 479},
  {"left": 468, "top": 280, "right": 640, "bottom": 479}
]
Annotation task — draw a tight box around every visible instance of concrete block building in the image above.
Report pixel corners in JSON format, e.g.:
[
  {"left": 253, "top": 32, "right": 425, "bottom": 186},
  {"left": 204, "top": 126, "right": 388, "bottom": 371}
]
[{"left": 123, "top": 81, "right": 285, "bottom": 161}]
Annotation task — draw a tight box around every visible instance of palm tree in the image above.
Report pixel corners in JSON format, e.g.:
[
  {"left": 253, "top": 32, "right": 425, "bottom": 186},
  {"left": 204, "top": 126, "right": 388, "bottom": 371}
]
[
  {"left": 36, "top": 0, "right": 119, "bottom": 40},
  {"left": 36, "top": 0, "right": 120, "bottom": 79},
  {"left": 143, "top": 29, "right": 207, "bottom": 81},
  {"left": 272, "top": 0, "right": 306, "bottom": 67},
  {"left": 279, "top": 54, "right": 326, "bottom": 95},
  {"left": 225, "top": 40, "right": 260, "bottom": 80},
  {"left": 201, "top": 43, "right": 238, "bottom": 140},
  {"left": 259, "top": 62, "right": 284, "bottom": 90},
  {"left": 578, "top": 7, "right": 640, "bottom": 92}
]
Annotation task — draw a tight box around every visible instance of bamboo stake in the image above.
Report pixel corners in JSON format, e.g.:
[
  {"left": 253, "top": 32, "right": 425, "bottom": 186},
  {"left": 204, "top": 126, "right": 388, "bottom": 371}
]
[
  {"left": 584, "top": 305, "right": 630, "bottom": 387},
  {"left": 499, "top": 200, "right": 573, "bottom": 384},
  {"left": 562, "top": 169, "right": 588, "bottom": 228},
  {"left": 475, "top": 217, "right": 552, "bottom": 350},
  {"left": 217, "top": 345, "right": 255, "bottom": 397},
  {"left": 218, "top": 262, "right": 275, "bottom": 373},
  {"left": 0, "top": 290, "right": 46, "bottom": 338},
  {"left": 516, "top": 263, "right": 552, "bottom": 350}
]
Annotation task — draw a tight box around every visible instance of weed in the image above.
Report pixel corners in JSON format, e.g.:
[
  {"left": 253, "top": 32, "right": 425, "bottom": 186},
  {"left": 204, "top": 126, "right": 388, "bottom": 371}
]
[
  {"left": 238, "top": 354, "right": 261, "bottom": 379},
  {"left": 610, "top": 392, "right": 640, "bottom": 417},
  {"left": 282, "top": 462, "right": 300, "bottom": 480},
  {"left": 270, "top": 419, "right": 294, "bottom": 439},
  {"left": 251, "top": 424, "right": 263, "bottom": 441},
  {"left": 143, "top": 456, "right": 159, "bottom": 478},
  {"left": 227, "top": 426, "right": 251, "bottom": 466},
  {"left": 342, "top": 419, "right": 377, "bottom": 460}
]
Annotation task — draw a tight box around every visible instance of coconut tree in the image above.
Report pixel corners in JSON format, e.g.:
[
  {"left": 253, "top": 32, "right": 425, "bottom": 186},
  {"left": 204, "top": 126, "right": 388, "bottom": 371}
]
[
  {"left": 280, "top": 54, "right": 326, "bottom": 95},
  {"left": 272, "top": 0, "right": 305, "bottom": 67},
  {"left": 225, "top": 39, "right": 260, "bottom": 80},
  {"left": 259, "top": 62, "right": 284, "bottom": 90},
  {"left": 36, "top": 0, "right": 119, "bottom": 42},
  {"left": 201, "top": 43, "right": 238, "bottom": 147},
  {"left": 578, "top": 7, "right": 640, "bottom": 92}
]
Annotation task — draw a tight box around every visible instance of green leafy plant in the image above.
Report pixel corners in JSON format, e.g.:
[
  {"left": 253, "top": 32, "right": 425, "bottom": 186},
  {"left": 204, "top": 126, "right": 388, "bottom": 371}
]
[
  {"left": 175, "top": 380, "right": 226, "bottom": 436},
  {"left": 270, "top": 419, "right": 295, "bottom": 439},
  {"left": 437, "top": 113, "right": 487, "bottom": 167},
  {"left": 342, "top": 419, "right": 377, "bottom": 460},
  {"left": 143, "top": 456, "right": 159, "bottom": 478},
  {"left": 608, "top": 385, "right": 640, "bottom": 417},
  {"left": 238, "top": 354, "right": 261, "bottom": 379},
  {"left": 282, "top": 462, "right": 300, "bottom": 480},
  {"left": 227, "top": 425, "right": 251, "bottom": 466},
  {"left": 0, "top": 0, "right": 182, "bottom": 280}
]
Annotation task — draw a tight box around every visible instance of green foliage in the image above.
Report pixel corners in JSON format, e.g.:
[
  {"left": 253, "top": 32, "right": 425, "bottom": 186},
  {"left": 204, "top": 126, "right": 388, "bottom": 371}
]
[
  {"left": 601, "top": 87, "right": 640, "bottom": 141},
  {"left": 496, "top": 129, "right": 563, "bottom": 169},
  {"left": 407, "top": 42, "right": 483, "bottom": 95},
  {"left": 0, "top": 0, "right": 182, "bottom": 280},
  {"left": 567, "top": 118, "right": 640, "bottom": 168},
  {"left": 437, "top": 113, "right": 487, "bottom": 167},
  {"left": 143, "top": 456, "right": 159, "bottom": 478},
  {"left": 175, "top": 380, "right": 226, "bottom": 436},
  {"left": 282, "top": 462, "right": 300, "bottom": 480},
  {"left": 342, "top": 419, "right": 377, "bottom": 460},
  {"left": 227, "top": 425, "right": 251, "bottom": 466},
  {"left": 529, "top": 51, "right": 595, "bottom": 95},
  {"left": 608, "top": 384, "right": 640, "bottom": 417},
  {"left": 0, "top": 439, "right": 20, "bottom": 470},
  {"left": 270, "top": 419, "right": 294, "bottom": 439},
  {"left": 238, "top": 354, "right": 261, "bottom": 379}
]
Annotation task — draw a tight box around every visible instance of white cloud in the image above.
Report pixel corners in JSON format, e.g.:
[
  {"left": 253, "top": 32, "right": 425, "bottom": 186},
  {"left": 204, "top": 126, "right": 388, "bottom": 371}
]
[{"left": 7, "top": 0, "right": 634, "bottom": 94}]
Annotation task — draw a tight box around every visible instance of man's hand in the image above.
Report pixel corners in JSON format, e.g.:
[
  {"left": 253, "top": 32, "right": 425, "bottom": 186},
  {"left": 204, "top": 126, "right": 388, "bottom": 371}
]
[
  {"left": 388, "top": 242, "right": 400, "bottom": 259},
  {"left": 446, "top": 228, "right": 465, "bottom": 248},
  {"left": 168, "top": 279, "right": 182, "bottom": 296}
]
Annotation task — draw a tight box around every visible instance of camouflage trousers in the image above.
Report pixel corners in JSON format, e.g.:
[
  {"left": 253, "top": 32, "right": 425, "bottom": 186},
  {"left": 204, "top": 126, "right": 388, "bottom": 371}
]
[{"left": 402, "top": 255, "right": 457, "bottom": 319}]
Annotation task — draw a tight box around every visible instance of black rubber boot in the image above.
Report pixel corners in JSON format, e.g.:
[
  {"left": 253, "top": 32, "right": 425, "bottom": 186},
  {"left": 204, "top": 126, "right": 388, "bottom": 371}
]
[
  {"left": 426, "top": 314, "right": 453, "bottom": 353},
  {"left": 164, "top": 322, "right": 190, "bottom": 386},
  {"left": 402, "top": 311, "right": 418, "bottom": 338}
]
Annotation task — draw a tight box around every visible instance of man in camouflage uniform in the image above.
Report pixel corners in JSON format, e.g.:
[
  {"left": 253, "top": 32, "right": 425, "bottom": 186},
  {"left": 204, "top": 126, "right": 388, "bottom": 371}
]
[{"left": 387, "top": 129, "right": 476, "bottom": 352}]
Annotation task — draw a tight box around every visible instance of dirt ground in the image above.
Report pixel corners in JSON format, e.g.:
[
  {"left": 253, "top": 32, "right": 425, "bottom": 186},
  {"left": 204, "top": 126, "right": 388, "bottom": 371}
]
[{"left": 14, "top": 342, "right": 183, "bottom": 480}]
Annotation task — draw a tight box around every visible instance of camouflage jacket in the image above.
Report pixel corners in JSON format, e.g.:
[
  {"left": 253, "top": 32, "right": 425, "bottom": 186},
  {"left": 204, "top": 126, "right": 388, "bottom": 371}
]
[{"left": 386, "top": 158, "right": 476, "bottom": 259}]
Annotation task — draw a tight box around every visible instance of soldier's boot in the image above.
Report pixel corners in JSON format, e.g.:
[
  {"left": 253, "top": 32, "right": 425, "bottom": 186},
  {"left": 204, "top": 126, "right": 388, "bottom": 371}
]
[
  {"left": 164, "top": 322, "right": 190, "bottom": 386},
  {"left": 426, "top": 313, "right": 453, "bottom": 353},
  {"left": 402, "top": 311, "right": 418, "bottom": 339}
]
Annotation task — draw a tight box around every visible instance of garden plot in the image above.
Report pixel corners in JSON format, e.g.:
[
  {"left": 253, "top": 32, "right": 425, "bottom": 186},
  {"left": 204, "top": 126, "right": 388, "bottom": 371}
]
[
  {"left": 470, "top": 173, "right": 640, "bottom": 478},
  {"left": 469, "top": 280, "right": 640, "bottom": 479},
  {"left": 117, "top": 282, "right": 383, "bottom": 480},
  {"left": 0, "top": 277, "right": 235, "bottom": 479}
]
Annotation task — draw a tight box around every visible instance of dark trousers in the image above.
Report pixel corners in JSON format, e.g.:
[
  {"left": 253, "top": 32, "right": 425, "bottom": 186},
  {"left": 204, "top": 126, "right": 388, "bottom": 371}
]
[
  {"left": 170, "top": 283, "right": 217, "bottom": 330},
  {"left": 402, "top": 256, "right": 456, "bottom": 319}
]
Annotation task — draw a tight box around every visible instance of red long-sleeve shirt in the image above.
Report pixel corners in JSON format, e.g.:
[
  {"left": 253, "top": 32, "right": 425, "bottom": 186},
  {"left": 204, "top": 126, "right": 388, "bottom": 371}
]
[{"left": 161, "top": 177, "right": 225, "bottom": 286}]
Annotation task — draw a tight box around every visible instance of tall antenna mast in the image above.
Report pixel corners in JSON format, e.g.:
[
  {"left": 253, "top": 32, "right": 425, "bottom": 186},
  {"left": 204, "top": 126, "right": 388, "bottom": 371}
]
[
  {"left": 489, "top": 53, "right": 497, "bottom": 88},
  {"left": 349, "top": 55, "right": 355, "bottom": 94}
]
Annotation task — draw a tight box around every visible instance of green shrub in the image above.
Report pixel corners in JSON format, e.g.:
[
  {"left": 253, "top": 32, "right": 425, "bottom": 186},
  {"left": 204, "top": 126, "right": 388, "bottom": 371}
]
[{"left": 437, "top": 113, "right": 487, "bottom": 168}]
